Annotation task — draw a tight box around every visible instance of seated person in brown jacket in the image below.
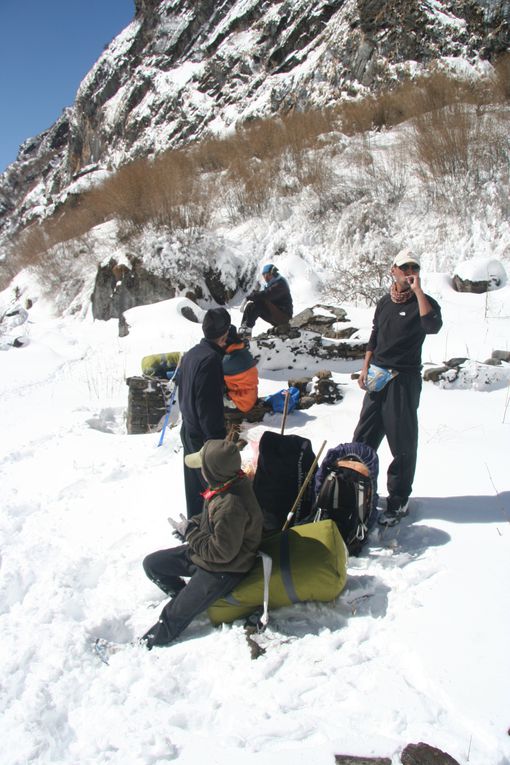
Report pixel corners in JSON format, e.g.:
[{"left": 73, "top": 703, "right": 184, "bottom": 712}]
[{"left": 141, "top": 439, "right": 263, "bottom": 648}]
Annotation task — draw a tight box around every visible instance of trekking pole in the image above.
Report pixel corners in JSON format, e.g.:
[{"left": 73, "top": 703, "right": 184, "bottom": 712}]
[
  {"left": 280, "top": 390, "right": 290, "bottom": 435},
  {"left": 157, "top": 353, "right": 182, "bottom": 447},
  {"left": 282, "top": 440, "right": 327, "bottom": 531}
]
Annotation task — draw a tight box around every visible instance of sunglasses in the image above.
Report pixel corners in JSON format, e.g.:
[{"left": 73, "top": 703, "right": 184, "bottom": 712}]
[{"left": 398, "top": 263, "right": 420, "bottom": 273}]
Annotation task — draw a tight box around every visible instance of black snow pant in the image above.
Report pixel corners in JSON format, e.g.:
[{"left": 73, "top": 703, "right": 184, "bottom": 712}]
[
  {"left": 141, "top": 545, "right": 244, "bottom": 648},
  {"left": 353, "top": 371, "right": 422, "bottom": 503},
  {"left": 242, "top": 299, "right": 291, "bottom": 329},
  {"left": 180, "top": 423, "right": 207, "bottom": 519}
]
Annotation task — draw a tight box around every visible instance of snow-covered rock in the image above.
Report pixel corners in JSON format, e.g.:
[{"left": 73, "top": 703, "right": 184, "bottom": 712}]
[{"left": 452, "top": 257, "right": 507, "bottom": 293}]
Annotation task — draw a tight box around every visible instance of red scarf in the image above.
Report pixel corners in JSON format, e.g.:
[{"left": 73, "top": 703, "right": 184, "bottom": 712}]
[{"left": 201, "top": 470, "right": 245, "bottom": 500}]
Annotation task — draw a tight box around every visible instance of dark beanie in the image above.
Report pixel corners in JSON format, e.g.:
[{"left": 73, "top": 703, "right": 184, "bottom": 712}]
[{"left": 202, "top": 308, "right": 231, "bottom": 339}]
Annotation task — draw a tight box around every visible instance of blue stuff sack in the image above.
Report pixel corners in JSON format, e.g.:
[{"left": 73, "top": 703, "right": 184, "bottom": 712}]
[
  {"left": 365, "top": 364, "right": 399, "bottom": 392},
  {"left": 264, "top": 386, "right": 300, "bottom": 413}
]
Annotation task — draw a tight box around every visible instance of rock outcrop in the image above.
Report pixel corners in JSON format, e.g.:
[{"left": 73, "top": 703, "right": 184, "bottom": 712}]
[{"left": 1, "top": 0, "right": 509, "bottom": 241}]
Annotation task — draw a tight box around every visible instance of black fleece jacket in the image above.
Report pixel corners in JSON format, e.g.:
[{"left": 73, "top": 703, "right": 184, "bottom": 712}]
[
  {"left": 178, "top": 338, "right": 227, "bottom": 440},
  {"left": 368, "top": 292, "right": 442, "bottom": 372}
]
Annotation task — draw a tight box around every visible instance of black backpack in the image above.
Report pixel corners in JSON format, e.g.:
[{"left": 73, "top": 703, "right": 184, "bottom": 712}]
[
  {"left": 253, "top": 431, "right": 316, "bottom": 532},
  {"left": 313, "top": 443, "right": 379, "bottom": 556}
]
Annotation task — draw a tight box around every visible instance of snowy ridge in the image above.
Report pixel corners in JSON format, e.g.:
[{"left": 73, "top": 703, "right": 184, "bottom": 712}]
[{"left": 1, "top": 0, "right": 509, "bottom": 240}]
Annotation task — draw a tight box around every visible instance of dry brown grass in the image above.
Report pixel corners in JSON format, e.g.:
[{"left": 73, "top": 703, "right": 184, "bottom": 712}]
[
  {"left": 492, "top": 51, "right": 510, "bottom": 101},
  {"left": 412, "top": 102, "right": 510, "bottom": 190},
  {"left": 5, "top": 63, "right": 510, "bottom": 270}
]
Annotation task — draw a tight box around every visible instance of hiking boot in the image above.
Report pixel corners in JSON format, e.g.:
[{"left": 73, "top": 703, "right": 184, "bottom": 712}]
[
  {"left": 378, "top": 497, "right": 409, "bottom": 527},
  {"left": 239, "top": 324, "right": 252, "bottom": 339}
]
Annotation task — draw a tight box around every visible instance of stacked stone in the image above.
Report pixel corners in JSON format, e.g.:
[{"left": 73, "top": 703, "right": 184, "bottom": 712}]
[{"left": 126, "top": 376, "right": 170, "bottom": 435}]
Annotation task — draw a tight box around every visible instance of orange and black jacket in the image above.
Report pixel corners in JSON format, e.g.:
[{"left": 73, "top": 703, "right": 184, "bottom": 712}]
[{"left": 223, "top": 341, "right": 259, "bottom": 412}]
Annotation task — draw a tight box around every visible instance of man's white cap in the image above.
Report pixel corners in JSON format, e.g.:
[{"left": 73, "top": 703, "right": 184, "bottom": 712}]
[{"left": 393, "top": 248, "right": 421, "bottom": 268}]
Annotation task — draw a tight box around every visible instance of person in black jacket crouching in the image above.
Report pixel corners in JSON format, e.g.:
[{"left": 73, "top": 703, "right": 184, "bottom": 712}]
[
  {"left": 141, "top": 439, "right": 263, "bottom": 649},
  {"left": 239, "top": 263, "right": 293, "bottom": 338}
]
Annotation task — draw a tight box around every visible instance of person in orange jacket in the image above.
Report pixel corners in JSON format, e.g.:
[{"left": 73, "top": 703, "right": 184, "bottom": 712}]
[{"left": 223, "top": 325, "right": 259, "bottom": 412}]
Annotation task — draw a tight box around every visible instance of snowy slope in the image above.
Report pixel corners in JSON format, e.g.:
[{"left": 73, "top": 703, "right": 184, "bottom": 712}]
[{"left": 0, "top": 260, "right": 509, "bottom": 765}]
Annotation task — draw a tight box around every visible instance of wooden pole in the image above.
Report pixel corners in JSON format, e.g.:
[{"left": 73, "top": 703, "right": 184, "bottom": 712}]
[
  {"left": 280, "top": 389, "right": 290, "bottom": 435},
  {"left": 282, "top": 440, "right": 327, "bottom": 531}
]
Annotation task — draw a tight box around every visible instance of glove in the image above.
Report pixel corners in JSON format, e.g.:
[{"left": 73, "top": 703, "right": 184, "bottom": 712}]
[
  {"left": 247, "top": 287, "right": 261, "bottom": 302},
  {"left": 168, "top": 513, "right": 192, "bottom": 542}
]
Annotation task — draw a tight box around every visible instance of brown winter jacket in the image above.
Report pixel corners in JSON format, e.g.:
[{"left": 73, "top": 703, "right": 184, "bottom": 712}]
[{"left": 186, "top": 439, "right": 263, "bottom": 573}]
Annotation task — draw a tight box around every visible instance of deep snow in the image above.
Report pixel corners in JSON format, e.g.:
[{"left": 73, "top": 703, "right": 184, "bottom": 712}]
[{"left": 0, "top": 260, "right": 509, "bottom": 765}]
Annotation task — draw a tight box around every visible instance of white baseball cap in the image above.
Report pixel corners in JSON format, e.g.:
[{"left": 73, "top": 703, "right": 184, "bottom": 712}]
[{"left": 393, "top": 248, "right": 421, "bottom": 268}]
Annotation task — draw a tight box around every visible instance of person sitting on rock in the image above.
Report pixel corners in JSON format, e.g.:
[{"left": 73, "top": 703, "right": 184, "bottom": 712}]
[
  {"left": 239, "top": 263, "right": 293, "bottom": 338},
  {"left": 141, "top": 438, "right": 263, "bottom": 649},
  {"left": 223, "top": 325, "right": 259, "bottom": 413}
]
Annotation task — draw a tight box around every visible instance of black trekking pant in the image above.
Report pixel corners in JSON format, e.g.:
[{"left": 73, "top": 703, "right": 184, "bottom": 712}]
[
  {"left": 141, "top": 545, "right": 244, "bottom": 648},
  {"left": 242, "top": 299, "right": 291, "bottom": 329},
  {"left": 180, "top": 423, "right": 207, "bottom": 519},
  {"left": 353, "top": 372, "right": 422, "bottom": 502}
]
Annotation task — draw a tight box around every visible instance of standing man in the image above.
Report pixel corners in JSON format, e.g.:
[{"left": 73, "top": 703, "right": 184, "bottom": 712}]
[
  {"left": 239, "top": 263, "right": 293, "bottom": 338},
  {"left": 179, "top": 307, "right": 230, "bottom": 518},
  {"left": 353, "top": 249, "right": 442, "bottom": 526}
]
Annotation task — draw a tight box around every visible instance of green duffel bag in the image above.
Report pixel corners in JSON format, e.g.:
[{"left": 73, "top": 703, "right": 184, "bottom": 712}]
[
  {"left": 208, "top": 519, "right": 348, "bottom": 625},
  {"left": 141, "top": 352, "right": 181, "bottom": 378}
]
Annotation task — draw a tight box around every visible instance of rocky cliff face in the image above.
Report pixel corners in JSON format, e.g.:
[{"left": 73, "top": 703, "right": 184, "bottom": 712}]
[{"left": 0, "top": 0, "right": 508, "bottom": 243}]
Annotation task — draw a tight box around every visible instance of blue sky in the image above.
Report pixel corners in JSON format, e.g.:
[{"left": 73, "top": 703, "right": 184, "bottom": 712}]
[{"left": 0, "top": 0, "right": 134, "bottom": 173}]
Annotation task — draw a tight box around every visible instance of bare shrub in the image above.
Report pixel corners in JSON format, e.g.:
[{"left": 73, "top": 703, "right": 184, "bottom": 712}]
[
  {"left": 86, "top": 160, "right": 149, "bottom": 227},
  {"left": 221, "top": 156, "right": 276, "bottom": 222},
  {"left": 11, "top": 226, "right": 48, "bottom": 269},
  {"left": 0, "top": 240, "right": 24, "bottom": 290},
  {"left": 192, "top": 137, "right": 231, "bottom": 172},
  {"left": 281, "top": 110, "right": 336, "bottom": 159},
  {"left": 337, "top": 70, "right": 493, "bottom": 137},
  {"left": 330, "top": 251, "right": 393, "bottom": 307},
  {"left": 412, "top": 102, "right": 510, "bottom": 193},
  {"left": 86, "top": 149, "right": 212, "bottom": 233},
  {"left": 337, "top": 86, "right": 420, "bottom": 135},
  {"left": 145, "top": 151, "right": 212, "bottom": 232},
  {"left": 328, "top": 198, "right": 397, "bottom": 306},
  {"left": 299, "top": 155, "right": 334, "bottom": 196},
  {"left": 492, "top": 52, "right": 510, "bottom": 101},
  {"left": 29, "top": 236, "right": 94, "bottom": 310},
  {"left": 412, "top": 103, "right": 474, "bottom": 181},
  {"left": 339, "top": 97, "right": 382, "bottom": 135},
  {"left": 353, "top": 139, "right": 409, "bottom": 206}
]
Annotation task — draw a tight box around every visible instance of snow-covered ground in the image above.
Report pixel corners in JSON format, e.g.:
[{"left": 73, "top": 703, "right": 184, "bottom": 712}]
[{"left": 0, "top": 260, "right": 509, "bottom": 765}]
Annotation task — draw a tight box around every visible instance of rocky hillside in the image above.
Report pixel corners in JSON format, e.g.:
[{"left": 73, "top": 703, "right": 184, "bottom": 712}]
[{"left": 0, "top": 0, "right": 509, "bottom": 243}]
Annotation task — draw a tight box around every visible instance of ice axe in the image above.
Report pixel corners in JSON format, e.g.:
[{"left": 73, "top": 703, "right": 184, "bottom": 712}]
[
  {"left": 157, "top": 353, "right": 182, "bottom": 447},
  {"left": 280, "top": 389, "right": 290, "bottom": 435},
  {"left": 282, "top": 440, "right": 327, "bottom": 531}
]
